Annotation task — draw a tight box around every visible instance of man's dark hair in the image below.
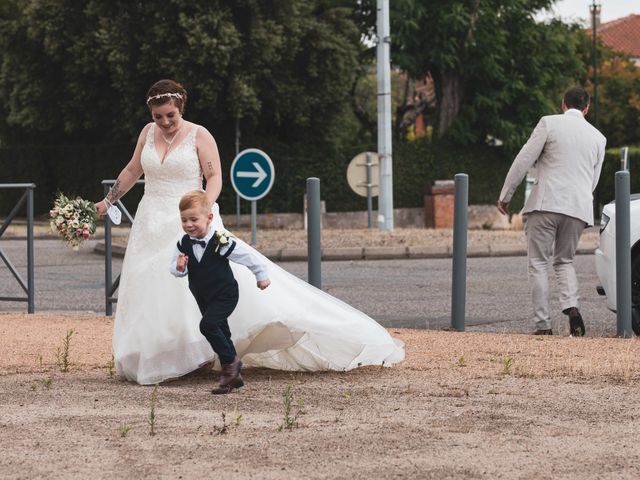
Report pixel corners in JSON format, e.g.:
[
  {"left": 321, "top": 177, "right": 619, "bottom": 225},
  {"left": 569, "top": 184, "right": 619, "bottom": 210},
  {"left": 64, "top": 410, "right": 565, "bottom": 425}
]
[{"left": 563, "top": 87, "right": 590, "bottom": 110}]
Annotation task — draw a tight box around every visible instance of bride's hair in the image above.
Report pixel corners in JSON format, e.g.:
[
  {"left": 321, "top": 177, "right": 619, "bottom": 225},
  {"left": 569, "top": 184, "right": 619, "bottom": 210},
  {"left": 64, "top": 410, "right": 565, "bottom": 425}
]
[{"left": 146, "top": 79, "right": 188, "bottom": 114}]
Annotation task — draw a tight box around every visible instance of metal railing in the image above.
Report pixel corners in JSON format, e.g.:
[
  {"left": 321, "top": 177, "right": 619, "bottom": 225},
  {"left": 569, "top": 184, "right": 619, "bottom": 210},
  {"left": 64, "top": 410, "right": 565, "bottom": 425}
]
[
  {"left": 0, "top": 183, "right": 35, "bottom": 313},
  {"left": 102, "top": 179, "right": 144, "bottom": 316}
]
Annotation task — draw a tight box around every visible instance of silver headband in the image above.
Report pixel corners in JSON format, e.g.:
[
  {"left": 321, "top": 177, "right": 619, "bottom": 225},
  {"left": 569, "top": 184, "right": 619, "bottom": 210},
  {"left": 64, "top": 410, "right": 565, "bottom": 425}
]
[{"left": 146, "top": 92, "right": 183, "bottom": 104}]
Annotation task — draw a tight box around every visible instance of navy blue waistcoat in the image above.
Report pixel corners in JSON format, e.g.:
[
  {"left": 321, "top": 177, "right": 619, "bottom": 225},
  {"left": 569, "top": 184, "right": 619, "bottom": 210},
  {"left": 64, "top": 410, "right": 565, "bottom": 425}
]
[{"left": 177, "top": 234, "right": 238, "bottom": 311}]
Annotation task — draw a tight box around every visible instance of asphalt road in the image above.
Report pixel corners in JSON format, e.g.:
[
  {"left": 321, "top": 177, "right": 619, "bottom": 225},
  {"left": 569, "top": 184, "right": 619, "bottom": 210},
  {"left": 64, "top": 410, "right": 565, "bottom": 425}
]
[{"left": 0, "top": 238, "right": 617, "bottom": 336}]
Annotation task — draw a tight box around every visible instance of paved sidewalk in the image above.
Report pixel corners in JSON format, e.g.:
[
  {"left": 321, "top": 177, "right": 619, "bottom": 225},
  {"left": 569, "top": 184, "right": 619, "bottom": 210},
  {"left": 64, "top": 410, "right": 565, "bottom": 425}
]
[{"left": 3, "top": 220, "right": 599, "bottom": 261}]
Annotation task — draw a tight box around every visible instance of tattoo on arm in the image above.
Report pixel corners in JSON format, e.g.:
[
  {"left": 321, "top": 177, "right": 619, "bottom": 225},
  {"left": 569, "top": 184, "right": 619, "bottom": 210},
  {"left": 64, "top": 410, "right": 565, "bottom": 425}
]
[
  {"left": 107, "top": 179, "right": 122, "bottom": 203},
  {"left": 207, "top": 161, "right": 213, "bottom": 172}
]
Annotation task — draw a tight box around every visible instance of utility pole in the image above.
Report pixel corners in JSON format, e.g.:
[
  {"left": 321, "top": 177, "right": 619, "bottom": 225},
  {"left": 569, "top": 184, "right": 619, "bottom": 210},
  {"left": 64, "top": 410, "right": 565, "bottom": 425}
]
[
  {"left": 376, "top": 0, "right": 393, "bottom": 231},
  {"left": 590, "top": 0, "right": 600, "bottom": 128},
  {"left": 590, "top": 0, "right": 601, "bottom": 218}
]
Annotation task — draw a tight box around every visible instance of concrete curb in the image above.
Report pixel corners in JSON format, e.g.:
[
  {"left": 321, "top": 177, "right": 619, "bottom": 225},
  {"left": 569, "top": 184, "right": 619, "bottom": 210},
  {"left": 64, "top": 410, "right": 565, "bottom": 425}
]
[{"left": 93, "top": 241, "right": 599, "bottom": 262}]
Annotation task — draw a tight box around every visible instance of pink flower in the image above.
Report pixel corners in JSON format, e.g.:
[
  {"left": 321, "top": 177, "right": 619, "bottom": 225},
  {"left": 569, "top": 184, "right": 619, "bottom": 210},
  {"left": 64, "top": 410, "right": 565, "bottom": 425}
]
[{"left": 82, "top": 231, "right": 90, "bottom": 239}]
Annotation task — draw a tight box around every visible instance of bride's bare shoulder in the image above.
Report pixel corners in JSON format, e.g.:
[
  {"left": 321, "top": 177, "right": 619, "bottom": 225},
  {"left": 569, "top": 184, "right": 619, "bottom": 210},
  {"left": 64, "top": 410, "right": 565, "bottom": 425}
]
[{"left": 193, "top": 124, "right": 216, "bottom": 146}]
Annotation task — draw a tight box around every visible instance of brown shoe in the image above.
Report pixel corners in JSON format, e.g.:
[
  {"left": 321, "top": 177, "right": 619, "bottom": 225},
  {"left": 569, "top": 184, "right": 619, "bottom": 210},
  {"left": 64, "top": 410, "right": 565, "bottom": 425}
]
[
  {"left": 533, "top": 329, "right": 553, "bottom": 335},
  {"left": 212, "top": 357, "right": 244, "bottom": 394},
  {"left": 211, "top": 373, "right": 244, "bottom": 395}
]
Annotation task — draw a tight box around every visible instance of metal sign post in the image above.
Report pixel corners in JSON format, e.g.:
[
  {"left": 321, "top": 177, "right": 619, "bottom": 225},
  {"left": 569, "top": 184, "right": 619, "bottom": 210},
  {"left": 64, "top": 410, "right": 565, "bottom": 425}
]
[
  {"left": 230, "top": 148, "right": 275, "bottom": 245},
  {"left": 346, "top": 152, "right": 380, "bottom": 229}
]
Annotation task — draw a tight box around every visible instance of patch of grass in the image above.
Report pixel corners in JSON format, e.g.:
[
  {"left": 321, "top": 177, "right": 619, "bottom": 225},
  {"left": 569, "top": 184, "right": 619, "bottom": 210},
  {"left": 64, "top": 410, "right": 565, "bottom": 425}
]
[
  {"left": 279, "top": 384, "right": 303, "bottom": 431},
  {"left": 106, "top": 354, "right": 115, "bottom": 378},
  {"left": 148, "top": 384, "right": 159, "bottom": 436},
  {"left": 42, "top": 378, "right": 52, "bottom": 389},
  {"left": 457, "top": 355, "right": 466, "bottom": 367},
  {"left": 119, "top": 424, "right": 131, "bottom": 438},
  {"left": 56, "top": 329, "right": 75, "bottom": 373},
  {"left": 502, "top": 355, "right": 514, "bottom": 375},
  {"left": 233, "top": 413, "right": 243, "bottom": 426}
]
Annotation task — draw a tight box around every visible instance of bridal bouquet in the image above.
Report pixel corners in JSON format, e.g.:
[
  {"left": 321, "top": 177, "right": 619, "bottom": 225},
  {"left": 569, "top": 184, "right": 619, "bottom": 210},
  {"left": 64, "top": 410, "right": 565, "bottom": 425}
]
[{"left": 49, "top": 193, "right": 98, "bottom": 250}]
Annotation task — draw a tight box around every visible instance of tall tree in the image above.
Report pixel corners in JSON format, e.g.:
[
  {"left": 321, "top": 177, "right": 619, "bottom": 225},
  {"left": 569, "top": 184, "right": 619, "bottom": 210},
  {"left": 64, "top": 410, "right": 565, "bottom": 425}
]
[
  {"left": 0, "top": 0, "right": 361, "bottom": 146},
  {"left": 354, "top": 0, "right": 588, "bottom": 150}
]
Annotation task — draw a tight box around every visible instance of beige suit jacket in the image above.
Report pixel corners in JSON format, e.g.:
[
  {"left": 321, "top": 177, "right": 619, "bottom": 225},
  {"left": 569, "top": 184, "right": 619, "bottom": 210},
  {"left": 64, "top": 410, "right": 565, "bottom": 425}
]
[{"left": 499, "top": 109, "right": 606, "bottom": 226}]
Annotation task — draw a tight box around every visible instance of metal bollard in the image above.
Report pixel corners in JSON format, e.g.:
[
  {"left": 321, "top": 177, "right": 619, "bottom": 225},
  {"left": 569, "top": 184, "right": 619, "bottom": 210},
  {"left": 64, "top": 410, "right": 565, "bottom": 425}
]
[
  {"left": 366, "top": 153, "right": 373, "bottom": 229},
  {"left": 615, "top": 171, "right": 632, "bottom": 337},
  {"left": 451, "top": 173, "right": 468, "bottom": 331},
  {"left": 307, "top": 178, "right": 322, "bottom": 288},
  {"left": 104, "top": 183, "right": 113, "bottom": 316}
]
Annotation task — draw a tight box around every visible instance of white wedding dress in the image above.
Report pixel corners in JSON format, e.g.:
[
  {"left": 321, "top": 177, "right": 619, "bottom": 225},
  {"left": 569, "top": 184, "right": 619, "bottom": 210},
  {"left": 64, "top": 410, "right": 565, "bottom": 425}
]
[{"left": 113, "top": 124, "right": 404, "bottom": 385}]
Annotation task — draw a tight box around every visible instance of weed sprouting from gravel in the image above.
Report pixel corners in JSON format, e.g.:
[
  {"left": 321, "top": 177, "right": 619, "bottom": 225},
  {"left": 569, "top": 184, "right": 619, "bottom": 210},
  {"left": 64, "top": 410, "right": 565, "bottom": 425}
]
[
  {"left": 148, "top": 384, "right": 159, "bottom": 436},
  {"left": 106, "top": 355, "right": 115, "bottom": 378},
  {"left": 214, "top": 413, "right": 229, "bottom": 435},
  {"left": 279, "top": 384, "right": 303, "bottom": 431},
  {"left": 119, "top": 424, "right": 131, "bottom": 437},
  {"left": 42, "top": 378, "right": 52, "bottom": 389},
  {"left": 56, "top": 329, "right": 75, "bottom": 372},
  {"left": 457, "top": 355, "right": 466, "bottom": 367},
  {"left": 502, "top": 355, "right": 514, "bottom": 375}
]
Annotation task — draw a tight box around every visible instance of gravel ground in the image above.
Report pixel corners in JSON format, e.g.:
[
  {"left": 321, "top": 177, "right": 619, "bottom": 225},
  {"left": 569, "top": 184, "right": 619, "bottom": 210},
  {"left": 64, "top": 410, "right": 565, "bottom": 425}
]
[{"left": 2, "top": 312, "right": 640, "bottom": 479}]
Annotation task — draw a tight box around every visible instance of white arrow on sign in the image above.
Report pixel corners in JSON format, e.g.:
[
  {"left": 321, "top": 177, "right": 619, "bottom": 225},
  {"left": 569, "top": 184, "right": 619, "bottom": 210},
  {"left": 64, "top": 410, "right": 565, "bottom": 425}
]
[{"left": 236, "top": 162, "right": 267, "bottom": 188}]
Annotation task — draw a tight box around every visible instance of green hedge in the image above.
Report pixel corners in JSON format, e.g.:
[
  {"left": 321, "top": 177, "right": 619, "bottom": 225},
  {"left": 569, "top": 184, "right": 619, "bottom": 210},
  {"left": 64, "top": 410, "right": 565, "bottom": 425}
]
[
  {"left": 1, "top": 142, "right": 637, "bottom": 218},
  {"left": 597, "top": 147, "right": 640, "bottom": 206}
]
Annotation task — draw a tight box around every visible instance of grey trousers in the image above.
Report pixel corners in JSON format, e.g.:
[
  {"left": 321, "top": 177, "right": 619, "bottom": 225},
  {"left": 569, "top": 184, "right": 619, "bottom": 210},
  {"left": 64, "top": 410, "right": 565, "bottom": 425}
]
[{"left": 525, "top": 211, "right": 587, "bottom": 330}]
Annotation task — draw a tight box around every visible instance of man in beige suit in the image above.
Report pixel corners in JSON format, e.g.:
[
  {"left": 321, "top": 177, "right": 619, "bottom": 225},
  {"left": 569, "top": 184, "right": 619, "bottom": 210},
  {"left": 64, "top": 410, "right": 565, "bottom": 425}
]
[{"left": 498, "top": 87, "right": 607, "bottom": 336}]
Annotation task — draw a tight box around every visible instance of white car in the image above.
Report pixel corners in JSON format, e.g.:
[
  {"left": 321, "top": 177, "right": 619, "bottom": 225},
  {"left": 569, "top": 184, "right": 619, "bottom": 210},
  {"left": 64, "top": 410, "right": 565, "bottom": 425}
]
[{"left": 594, "top": 194, "right": 640, "bottom": 322}]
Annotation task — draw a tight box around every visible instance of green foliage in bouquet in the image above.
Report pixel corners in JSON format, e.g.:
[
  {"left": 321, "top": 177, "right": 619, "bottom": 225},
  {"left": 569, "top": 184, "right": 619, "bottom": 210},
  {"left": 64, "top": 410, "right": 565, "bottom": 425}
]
[{"left": 49, "top": 193, "right": 98, "bottom": 250}]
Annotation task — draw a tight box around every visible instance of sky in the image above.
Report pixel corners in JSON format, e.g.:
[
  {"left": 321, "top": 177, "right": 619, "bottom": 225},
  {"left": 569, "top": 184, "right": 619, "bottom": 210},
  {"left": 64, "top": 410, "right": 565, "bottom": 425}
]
[{"left": 539, "top": 0, "right": 639, "bottom": 25}]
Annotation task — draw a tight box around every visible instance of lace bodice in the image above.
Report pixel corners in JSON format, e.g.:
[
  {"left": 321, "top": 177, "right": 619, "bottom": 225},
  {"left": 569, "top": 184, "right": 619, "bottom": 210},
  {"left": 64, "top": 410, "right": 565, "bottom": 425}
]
[{"left": 140, "top": 124, "right": 203, "bottom": 197}]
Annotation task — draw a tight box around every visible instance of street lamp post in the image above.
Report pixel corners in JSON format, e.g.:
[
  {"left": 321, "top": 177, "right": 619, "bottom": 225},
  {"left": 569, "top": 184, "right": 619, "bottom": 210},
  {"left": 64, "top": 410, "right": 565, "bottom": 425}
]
[
  {"left": 590, "top": 0, "right": 600, "bottom": 128},
  {"left": 590, "top": 0, "right": 601, "bottom": 217}
]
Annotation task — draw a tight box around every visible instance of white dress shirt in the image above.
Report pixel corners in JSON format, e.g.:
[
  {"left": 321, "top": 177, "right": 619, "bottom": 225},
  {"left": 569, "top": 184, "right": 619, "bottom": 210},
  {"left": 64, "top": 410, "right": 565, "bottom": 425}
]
[{"left": 169, "top": 227, "right": 268, "bottom": 281}]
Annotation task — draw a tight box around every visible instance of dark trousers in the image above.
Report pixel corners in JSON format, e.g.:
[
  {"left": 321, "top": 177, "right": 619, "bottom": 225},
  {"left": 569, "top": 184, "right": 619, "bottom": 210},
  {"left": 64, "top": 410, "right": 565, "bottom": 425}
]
[{"left": 197, "top": 294, "right": 239, "bottom": 365}]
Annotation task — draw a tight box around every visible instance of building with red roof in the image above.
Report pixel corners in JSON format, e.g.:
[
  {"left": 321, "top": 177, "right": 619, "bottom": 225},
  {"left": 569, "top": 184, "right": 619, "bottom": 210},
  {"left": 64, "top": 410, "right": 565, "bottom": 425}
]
[{"left": 597, "top": 14, "right": 640, "bottom": 64}]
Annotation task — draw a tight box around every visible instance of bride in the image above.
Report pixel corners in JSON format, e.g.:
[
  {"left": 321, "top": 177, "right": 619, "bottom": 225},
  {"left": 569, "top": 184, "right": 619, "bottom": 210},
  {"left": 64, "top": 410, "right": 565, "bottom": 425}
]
[{"left": 96, "top": 79, "right": 404, "bottom": 385}]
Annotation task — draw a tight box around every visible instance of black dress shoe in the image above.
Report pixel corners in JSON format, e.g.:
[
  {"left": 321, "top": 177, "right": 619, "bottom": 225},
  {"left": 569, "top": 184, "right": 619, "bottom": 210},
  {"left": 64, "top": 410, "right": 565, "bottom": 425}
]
[
  {"left": 563, "top": 307, "right": 585, "bottom": 336},
  {"left": 533, "top": 329, "right": 553, "bottom": 335}
]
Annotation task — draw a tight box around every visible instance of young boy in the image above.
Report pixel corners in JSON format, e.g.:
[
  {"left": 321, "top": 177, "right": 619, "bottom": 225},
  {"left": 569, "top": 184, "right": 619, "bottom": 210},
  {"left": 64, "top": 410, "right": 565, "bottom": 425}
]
[{"left": 170, "top": 190, "right": 270, "bottom": 394}]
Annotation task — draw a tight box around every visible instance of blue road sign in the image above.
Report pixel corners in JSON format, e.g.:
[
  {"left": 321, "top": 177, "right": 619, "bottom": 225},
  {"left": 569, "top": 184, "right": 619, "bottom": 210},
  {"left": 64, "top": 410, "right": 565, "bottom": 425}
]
[{"left": 230, "top": 148, "right": 275, "bottom": 201}]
